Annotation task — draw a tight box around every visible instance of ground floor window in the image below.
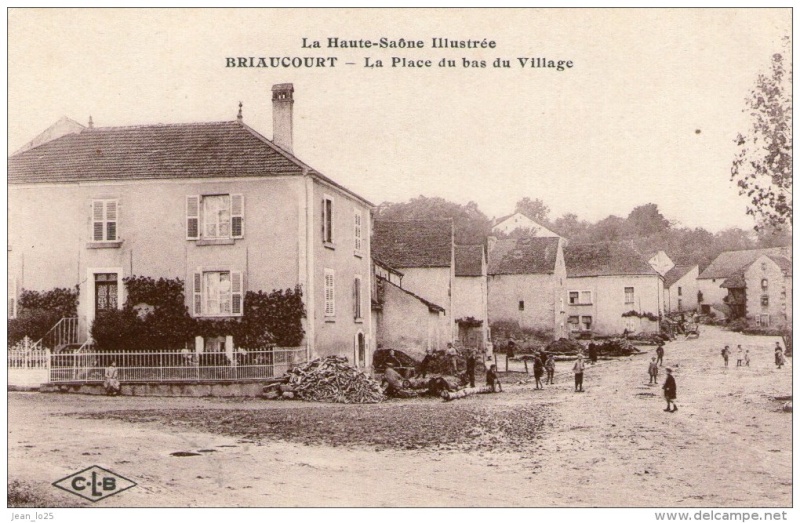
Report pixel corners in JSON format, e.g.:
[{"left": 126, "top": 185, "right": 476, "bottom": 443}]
[
  {"left": 756, "top": 314, "right": 770, "bottom": 327},
  {"left": 567, "top": 315, "right": 580, "bottom": 331},
  {"left": 581, "top": 316, "right": 592, "bottom": 331}
]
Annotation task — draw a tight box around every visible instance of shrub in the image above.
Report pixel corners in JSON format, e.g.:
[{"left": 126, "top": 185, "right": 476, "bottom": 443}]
[
  {"left": 726, "top": 318, "right": 749, "bottom": 333},
  {"left": 7, "top": 287, "right": 79, "bottom": 346}
]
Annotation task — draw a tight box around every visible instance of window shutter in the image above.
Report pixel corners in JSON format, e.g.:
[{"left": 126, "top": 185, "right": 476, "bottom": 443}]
[
  {"left": 193, "top": 272, "right": 202, "bottom": 316},
  {"left": 106, "top": 200, "right": 118, "bottom": 241},
  {"left": 322, "top": 198, "right": 326, "bottom": 241},
  {"left": 92, "top": 201, "right": 105, "bottom": 241},
  {"left": 8, "top": 276, "right": 16, "bottom": 319},
  {"left": 324, "top": 269, "right": 335, "bottom": 316},
  {"left": 186, "top": 196, "right": 200, "bottom": 240},
  {"left": 231, "top": 194, "right": 244, "bottom": 238},
  {"left": 231, "top": 271, "right": 243, "bottom": 315},
  {"left": 354, "top": 210, "right": 362, "bottom": 251}
]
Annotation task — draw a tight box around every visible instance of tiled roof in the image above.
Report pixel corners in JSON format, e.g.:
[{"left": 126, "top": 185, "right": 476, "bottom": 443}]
[
  {"left": 488, "top": 237, "right": 560, "bottom": 275},
  {"left": 698, "top": 247, "right": 789, "bottom": 279},
  {"left": 767, "top": 255, "right": 793, "bottom": 276},
  {"left": 373, "top": 220, "right": 453, "bottom": 268},
  {"left": 663, "top": 265, "right": 696, "bottom": 288},
  {"left": 564, "top": 242, "right": 659, "bottom": 277},
  {"left": 8, "top": 120, "right": 373, "bottom": 206},
  {"left": 455, "top": 244, "right": 484, "bottom": 277}
]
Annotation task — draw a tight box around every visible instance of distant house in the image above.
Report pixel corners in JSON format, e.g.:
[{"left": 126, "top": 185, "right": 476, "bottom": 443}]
[
  {"left": 371, "top": 258, "right": 446, "bottom": 359},
  {"left": 492, "top": 212, "right": 562, "bottom": 239},
  {"left": 720, "top": 254, "right": 792, "bottom": 328},
  {"left": 646, "top": 250, "right": 675, "bottom": 277},
  {"left": 564, "top": 242, "right": 663, "bottom": 336},
  {"left": 663, "top": 265, "right": 699, "bottom": 313},
  {"left": 8, "top": 83, "right": 374, "bottom": 366},
  {"left": 697, "top": 247, "right": 790, "bottom": 314},
  {"left": 13, "top": 116, "right": 85, "bottom": 155},
  {"left": 453, "top": 244, "right": 489, "bottom": 349},
  {"left": 487, "top": 236, "right": 567, "bottom": 339},
  {"left": 372, "top": 219, "right": 455, "bottom": 345}
]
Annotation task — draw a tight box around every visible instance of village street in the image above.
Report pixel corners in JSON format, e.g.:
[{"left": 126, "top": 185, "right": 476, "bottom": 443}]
[{"left": 8, "top": 326, "right": 791, "bottom": 508}]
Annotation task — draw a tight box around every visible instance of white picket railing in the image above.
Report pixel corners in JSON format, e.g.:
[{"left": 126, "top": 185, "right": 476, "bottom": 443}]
[
  {"left": 8, "top": 337, "right": 50, "bottom": 369},
  {"left": 47, "top": 347, "right": 305, "bottom": 383}
]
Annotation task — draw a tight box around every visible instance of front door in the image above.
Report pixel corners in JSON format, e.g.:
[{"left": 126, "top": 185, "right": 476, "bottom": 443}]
[{"left": 94, "top": 273, "right": 118, "bottom": 315}]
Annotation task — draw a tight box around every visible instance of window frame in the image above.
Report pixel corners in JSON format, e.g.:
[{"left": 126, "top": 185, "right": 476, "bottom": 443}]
[
  {"left": 518, "top": 300, "right": 525, "bottom": 311},
  {"left": 581, "top": 315, "right": 593, "bottom": 331},
  {"left": 91, "top": 199, "right": 119, "bottom": 243},
  {"left": 323, "top": 194, "right": 335, "bottom": 246},
  {"left": 186, "top": 194, "right": 245, "bottom": 241},
  {"left": 624, "top": 286, "right": 635, "bottom": 306},
  {"left": 568, "top": 290, "right": 592, "bottom": 305},
  {"left": 192, "top": 269, "right": 243, "bottom": 317}
]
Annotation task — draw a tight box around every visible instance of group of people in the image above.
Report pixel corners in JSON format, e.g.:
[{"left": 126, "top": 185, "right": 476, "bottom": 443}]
[{"left": 720, "top": 341, "right": 787, "bottom": 369}]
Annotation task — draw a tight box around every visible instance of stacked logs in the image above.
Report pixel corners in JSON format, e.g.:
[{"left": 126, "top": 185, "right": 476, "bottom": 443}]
[{"left": 269, "top": 356, "right": 385, "bottom": 404}]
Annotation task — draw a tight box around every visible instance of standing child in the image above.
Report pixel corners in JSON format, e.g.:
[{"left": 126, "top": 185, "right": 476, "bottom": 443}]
[
  {"left": 656, "top": 343, "right": 665, "bottom": 367},
  {"left": 721, "top": 345, "right": 730, "bottom": 367},
  {"left": 648, "top": 357, "right": 659, "bottom": 384},
  {"left": 486, "top": 364, "right": 502, "bottom": 392},
  {"left": 744, "top": 350, "right": 750, "bottom": 367},
  {"left": 572, "top": 354, "right": 585, "bottom": 392},
  {"left": 662, "top": 368, "right": 677, "bottom": 412},
  {"left": 545, "top": 353, "right": 555, "bottom": 384},
  {"left": 736, "top": 345, "right": 743, "bottom": 367},
  {"left": 533, "top": 354, "right": 544, "bottom": 390}
]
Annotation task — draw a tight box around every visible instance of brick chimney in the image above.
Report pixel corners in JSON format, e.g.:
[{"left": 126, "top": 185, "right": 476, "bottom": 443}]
[{"left": 271, "top": 83, "right": 294, "bottom": 153}]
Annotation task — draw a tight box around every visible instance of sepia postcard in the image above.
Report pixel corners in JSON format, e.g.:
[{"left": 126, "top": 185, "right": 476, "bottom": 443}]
[{"left": 5, "top": 7, "right": 794, "bottom": 519}]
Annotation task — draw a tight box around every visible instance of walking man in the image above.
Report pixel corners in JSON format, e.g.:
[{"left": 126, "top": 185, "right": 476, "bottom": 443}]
[
  {"left": 572, "top": 354, "right": 585, "bottom": 392},
  {"left": 662, "top": 367, "right": 677, "bottom": 412}
]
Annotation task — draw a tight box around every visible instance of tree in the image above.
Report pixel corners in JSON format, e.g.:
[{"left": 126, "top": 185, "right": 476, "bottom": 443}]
[
  {"left": 514, "top": 197, "right": 551, "bottom": 223},
  {"left": 731, "top": 39, "right": 792, "bottom": 229},
  {"left": 624, "top": 203, "right": 671, "bottom": 237},
  {"left": 376, "top": 196, "right": 491, "bottom": 244}
]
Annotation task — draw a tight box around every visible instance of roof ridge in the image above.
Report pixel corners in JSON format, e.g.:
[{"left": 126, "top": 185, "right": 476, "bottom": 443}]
[{"left": 87, "top": 120, "right": 238, "bottom": 131}]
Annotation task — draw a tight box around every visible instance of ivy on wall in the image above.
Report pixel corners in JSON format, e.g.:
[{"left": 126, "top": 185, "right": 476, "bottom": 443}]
[{"left": 7, "top": 287, "right": 79, "bottom": 346}]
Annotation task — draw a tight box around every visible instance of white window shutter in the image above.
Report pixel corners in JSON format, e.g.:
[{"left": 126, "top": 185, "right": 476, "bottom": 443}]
[
  {"left": 92, "top": 201, "right": 105, "bottom": 241},
  {"left": 324, "top": 269, "right": 335, "bottom": 316},
  {"left": 106, "top": 200, "right": 118, "bottom": 241},
  {"left": 186, "top": 196, "right": 200, "bottom": 240},
  {"left": 193, "top": 272, "right": 203, "bottom": 316},
  {"left": 231, "top": 194, "right": 244, "bottom": 239},
  {"left": 354, "top": 210, "right": 362, "bottom": 251},
  {"left": 231, "top": 271, "right": 243, "bottom": 315}
]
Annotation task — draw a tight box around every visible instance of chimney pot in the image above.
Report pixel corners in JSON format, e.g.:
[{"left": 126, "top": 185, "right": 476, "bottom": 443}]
[{"left": 271, "top": 83, "right": 294, "bottom": 152}]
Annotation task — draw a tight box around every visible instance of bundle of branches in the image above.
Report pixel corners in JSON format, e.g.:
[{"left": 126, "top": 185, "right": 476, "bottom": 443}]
[
  {"left": 595, "top": 338, "right": 641, "bottom": 357},
  {"left": 545, "top": 338, "right": 583, "bottom": 356},
  {"left": 284, "top": 356, "right": 385, "bottom": 404},
  {"left": 627, "top": 332, "right": 669, "bottom": 345}
]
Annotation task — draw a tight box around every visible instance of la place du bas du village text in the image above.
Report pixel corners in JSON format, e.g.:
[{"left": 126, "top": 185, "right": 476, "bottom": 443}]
[{"left": 225, "top": 37, "right": 575, "bottom": 71}]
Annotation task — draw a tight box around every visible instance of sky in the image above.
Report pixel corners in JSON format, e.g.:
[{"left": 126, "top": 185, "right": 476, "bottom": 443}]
[{"left": 7, "top": 8, "right": 792, "bottom": 232}]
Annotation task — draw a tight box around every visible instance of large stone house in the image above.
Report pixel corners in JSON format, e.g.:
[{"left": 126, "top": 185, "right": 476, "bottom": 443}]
[
  {"left": 453, "top": 244, "right": 489, "bottom": 349},
  {"left": 8, "top": 83, "right": 375, "bottom": 367},
  {"left": 697, "top": 247, "right": 790, "bottom": 314},
  {"left": 487, "top": 236, "right": 567, "bottom": 339},
  {"left": 720, "top": 254, "right": 792, "bottom": 328},
  {"left": 663, "top": 265, "right": 699, "bottom": 313},
  {"left": 563, "top": 242, "right": 664, "bottom": 336}
]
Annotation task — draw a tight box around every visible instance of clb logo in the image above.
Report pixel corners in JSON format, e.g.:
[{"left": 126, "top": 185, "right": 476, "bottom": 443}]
[{"left": 52, "top": 465, "right": 137, "bottom": 502}]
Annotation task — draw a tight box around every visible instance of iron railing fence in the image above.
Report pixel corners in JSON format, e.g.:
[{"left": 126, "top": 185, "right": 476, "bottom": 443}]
[{"left": 47, "top": 347, "right": 305, "bottom": 383}]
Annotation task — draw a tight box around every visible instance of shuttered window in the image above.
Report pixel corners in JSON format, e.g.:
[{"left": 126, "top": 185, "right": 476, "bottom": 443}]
[
  {"left": 353, "top": 275, "right": 362, "bottom": 320},
  {"left": 92, "top": 199, "right": 119, "bottom": 242},
  {"left": 354, "top": 209, "right": 363, "bottom": 252},
  {"left": 323, "top": 195, "right": 334, "bottom": 244},
  {"left": 324, "top": 268, "right": 335, "bottom": 317},
  {"left": 192, "top": 270, "right": 243, "bottom": 317},
  {"left": 186, "top": 194, "right": 244, "bottom": 240},
  {"left": 8, "top": 276, "right": 17, "bottom": 319}
]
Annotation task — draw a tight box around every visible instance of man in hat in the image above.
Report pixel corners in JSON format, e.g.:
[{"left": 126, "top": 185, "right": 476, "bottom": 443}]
[
  {"left": 662, "top": 367, "right": 677, "bottom": 412},
  {"left": 572, "top": 354, "right": 585, "bottom": 392}
]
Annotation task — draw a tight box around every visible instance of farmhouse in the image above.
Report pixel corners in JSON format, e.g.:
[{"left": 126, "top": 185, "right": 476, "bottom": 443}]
[
  {"left": 487, "top": 236, "right": 567, "bottom": 340},
  {"left": 720, "top": 254, "right": 792, "bottom": 328},
  {"left": 663, "top": 264, "right": 699, "bottom": 313},
  {"left": 563, "top": 242, "right": 664, "bottom": 336},
  {"left": 453, "top": 244, "right": 489, "bottom": 349},
  {"left": 8, "top": 83, "right": 374, "bottom": 367}
]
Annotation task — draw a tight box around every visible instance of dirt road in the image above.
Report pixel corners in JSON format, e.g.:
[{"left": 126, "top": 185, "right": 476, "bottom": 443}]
[{"left": 8, "top": 326, "right": 791, "bottom": 507}]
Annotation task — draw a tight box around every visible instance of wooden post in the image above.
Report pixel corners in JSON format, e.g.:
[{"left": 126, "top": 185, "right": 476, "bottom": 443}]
[
  {"left": 524, "top": 359, "right": 528, "bottom": 375},
  {"left": 505, "top": 352, "right": 509, "bottom": 372}
]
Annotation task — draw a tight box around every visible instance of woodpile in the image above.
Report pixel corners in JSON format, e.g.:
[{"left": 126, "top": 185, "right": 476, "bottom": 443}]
[
  {"left": 442, "top": 386, "right": 494, "bottom": 401},
  {"left": 595, "top": 338, "right": 642, "bottom": 357},
  {"left": 264, "top": 356, "right": 385, "bottom": 404},
  {"left": 545, "top": 338, "right": 583, "bottom": 356}
]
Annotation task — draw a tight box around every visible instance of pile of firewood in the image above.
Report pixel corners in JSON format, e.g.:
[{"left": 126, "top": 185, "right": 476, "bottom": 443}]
[{"left": 269, "top": 356, "right": 385, "bottom": 404}]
